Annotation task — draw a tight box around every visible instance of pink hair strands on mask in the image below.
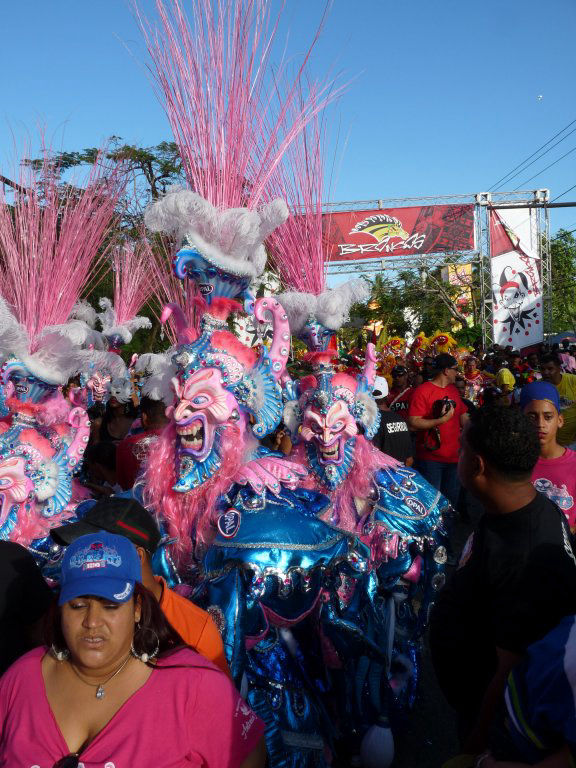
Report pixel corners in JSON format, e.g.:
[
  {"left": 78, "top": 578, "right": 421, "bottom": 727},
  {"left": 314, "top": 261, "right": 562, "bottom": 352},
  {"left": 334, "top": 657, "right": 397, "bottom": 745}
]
[
  {"left": 293, "top": 435, "right": 398, "bottom": 533},
  {"left": 135, "top": 0, "right": 335, "bottom": 210},
  {"left": 143, "top": 421, "right": 246, "bottom": 560},
  {"left": 0, "top": 144, "right": 125, "bottom": 347}
]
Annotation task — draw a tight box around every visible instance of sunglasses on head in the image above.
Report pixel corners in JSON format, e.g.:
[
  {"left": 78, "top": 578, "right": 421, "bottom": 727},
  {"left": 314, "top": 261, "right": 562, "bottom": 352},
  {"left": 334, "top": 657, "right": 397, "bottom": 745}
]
[{"left": 53, "top": 755, "right": 80, "bottom": 768}]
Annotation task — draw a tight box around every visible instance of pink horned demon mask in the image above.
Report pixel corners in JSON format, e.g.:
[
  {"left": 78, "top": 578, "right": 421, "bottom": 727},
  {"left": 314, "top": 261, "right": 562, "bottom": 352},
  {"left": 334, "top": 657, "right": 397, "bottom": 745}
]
[
  {"left": 287, "top": 347, "right": 380, "bottom": 490},
  {"left": 301, "top": 390, "right": 358, "bottom": 464},
  {"left": 162, "top": 297, "right": 290, "bottom": 494},
  {"left": 168, "top": 368, "right": 240, "bottom": 465}
]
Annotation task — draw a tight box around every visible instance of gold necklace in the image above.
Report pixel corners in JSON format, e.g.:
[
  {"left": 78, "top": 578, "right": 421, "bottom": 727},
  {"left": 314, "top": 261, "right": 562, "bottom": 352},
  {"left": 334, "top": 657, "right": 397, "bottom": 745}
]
[{"left": 69, "top": 653, "right": 132, "bottom": 700}]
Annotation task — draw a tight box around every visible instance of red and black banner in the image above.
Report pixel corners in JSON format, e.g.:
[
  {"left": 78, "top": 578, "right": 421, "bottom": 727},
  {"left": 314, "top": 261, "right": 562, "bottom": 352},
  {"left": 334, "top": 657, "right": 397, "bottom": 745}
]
[{"left": 322, "top": 204, "right": 475, "bottom": 261}]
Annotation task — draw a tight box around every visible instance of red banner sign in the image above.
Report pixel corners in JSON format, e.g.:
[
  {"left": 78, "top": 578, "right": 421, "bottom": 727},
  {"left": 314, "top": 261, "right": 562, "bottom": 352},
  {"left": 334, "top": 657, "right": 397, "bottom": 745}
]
[{"left": 322, "top": 204, "right": 475, "bottom": 261}]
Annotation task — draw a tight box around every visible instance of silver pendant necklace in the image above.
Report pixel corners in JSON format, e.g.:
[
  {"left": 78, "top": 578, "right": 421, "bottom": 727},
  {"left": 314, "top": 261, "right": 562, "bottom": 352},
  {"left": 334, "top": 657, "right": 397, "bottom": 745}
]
[{"left": 69, "top": 653, "right": 132, "bottom": 700}]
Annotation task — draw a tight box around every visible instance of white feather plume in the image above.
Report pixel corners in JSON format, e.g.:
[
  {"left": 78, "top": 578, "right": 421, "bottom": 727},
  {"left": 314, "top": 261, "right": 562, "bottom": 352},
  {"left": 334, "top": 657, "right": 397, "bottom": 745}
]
[
  {"left": 0, "top": 297, "right": 125, "bottom": 386},
  {"left": 79, "top": 350, "right": 127, "bottom": 379},
  {"left": 145, "top": 188, "right": 288, "bottom": 279},
  {"left": 315, "top": 280, "right": 371, "bottom": 330},
  {"left": 97, "top": 297, "right": 151, "bottom": 345},
  {"left": 68, "top": 300, "right": 97, "bottom": 329},
  {"left": 275, "top": 292, "right": 317, "bottom": 333},
  {"left": 135, "top": 352, "right": 177, "bottom": 404},
  {"left": 40, "top": 321, "right": 107, "bottom": 350},
  {"left": 278, "top": 279, "right": 371, "bottom": 334},
  {"left": 20, "top": 333, "right": 85, "bottom": 385},
  {"left": 0, "top": 296, "right": 29, "bottom": 363}
]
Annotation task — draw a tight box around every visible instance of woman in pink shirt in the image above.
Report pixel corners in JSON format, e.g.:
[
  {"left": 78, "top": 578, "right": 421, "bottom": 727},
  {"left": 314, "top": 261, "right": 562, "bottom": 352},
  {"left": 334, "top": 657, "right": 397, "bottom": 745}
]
[{"left": 0, "top": 532, "right": 265, "bottom": 768}]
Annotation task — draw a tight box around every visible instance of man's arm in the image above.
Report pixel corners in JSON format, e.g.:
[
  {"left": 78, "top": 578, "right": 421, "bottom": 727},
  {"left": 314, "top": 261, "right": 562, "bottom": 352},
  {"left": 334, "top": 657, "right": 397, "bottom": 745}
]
[
  {"left": 464, "top": 648, "right": 522, "bottom": 753},
  {"left": 408, "top": 406, "right": 455, "bottom": 431}
]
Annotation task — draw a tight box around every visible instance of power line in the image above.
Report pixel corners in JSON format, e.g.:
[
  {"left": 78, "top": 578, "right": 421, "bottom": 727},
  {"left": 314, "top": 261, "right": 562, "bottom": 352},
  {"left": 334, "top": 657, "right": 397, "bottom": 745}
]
[
  {"left": 497, "top": 126, "right": 576, "bottom": 190},
  {"left": 552, "top": 183, "right": 576, "bottom": 202},
  {"left": 488, "top": 116, "right": 576, "bottom": 191},
  {"left": 516, "top": 145, "right": 576, "bottom": 187}
]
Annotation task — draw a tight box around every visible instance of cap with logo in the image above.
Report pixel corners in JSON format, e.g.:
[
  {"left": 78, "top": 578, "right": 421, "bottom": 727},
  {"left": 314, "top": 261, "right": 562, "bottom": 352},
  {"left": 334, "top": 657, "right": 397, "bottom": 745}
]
[
  {"left": 58, "top": 531, "right": 142, "bottom": 606},
  {"left": 51, "top": 497, "right": 162, "bottom": 554}
]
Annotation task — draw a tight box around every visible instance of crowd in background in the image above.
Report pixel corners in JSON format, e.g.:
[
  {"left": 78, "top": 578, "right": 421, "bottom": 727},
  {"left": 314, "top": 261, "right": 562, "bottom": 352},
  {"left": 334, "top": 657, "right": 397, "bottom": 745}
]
[{"left": 3, "top": 338, "right": 576, "bottom": 767}]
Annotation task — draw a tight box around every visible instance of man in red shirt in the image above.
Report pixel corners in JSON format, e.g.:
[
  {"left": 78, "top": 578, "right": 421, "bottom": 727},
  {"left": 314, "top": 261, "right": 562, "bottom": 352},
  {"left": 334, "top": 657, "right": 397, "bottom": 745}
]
[
  {"left": 384, "top": 365, "right": 414, "bottom": 421},
  {"left": 408, "top": 353, "right": 468, "bottom": 507},
  {"left": 117, "top": 396, "right": 169, "bottom": 490}
]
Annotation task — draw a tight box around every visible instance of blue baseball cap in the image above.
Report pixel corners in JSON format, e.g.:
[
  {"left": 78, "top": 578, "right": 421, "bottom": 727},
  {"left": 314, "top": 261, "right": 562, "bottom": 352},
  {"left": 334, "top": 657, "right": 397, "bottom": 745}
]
[
  {"left": 58, "top": 532, "right": 142, "bottom": 606},
  {"left": 520, "top": 381, "right": 561, "bottom": 413}
]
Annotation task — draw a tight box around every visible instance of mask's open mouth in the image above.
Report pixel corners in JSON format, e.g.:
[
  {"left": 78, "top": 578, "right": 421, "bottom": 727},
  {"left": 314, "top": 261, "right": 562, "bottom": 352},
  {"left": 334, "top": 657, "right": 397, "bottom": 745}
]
[
  {"left": 318, "top": 439, "right": 342, "bottom": 464},
  {"left": 177, "top": 418, "right": 205, "bottom": 453}
]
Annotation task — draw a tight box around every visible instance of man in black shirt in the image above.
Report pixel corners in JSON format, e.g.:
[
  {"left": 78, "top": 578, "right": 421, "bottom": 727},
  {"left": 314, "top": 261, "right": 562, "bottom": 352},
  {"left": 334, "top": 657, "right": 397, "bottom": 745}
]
[
  {"left": 372, "top": 375, "right": 413, "bottom": 465},
  {"left": 0, "top": 541, "right": 52, "bottom": 674},
  {"left": 429, "top": 407, "right": 576, "bottom": 752}
]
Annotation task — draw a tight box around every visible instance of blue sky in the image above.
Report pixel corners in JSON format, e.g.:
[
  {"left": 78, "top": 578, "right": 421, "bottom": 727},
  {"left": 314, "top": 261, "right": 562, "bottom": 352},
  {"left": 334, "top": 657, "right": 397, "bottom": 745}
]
[{"left": 1, "top": 0, "right": 575, "bottom": 234}]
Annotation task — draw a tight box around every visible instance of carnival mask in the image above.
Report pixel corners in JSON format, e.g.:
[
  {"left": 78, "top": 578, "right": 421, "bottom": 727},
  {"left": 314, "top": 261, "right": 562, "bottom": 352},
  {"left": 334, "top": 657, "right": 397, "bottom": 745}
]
[
  {"left": 167, "top": 368, "right": 242, "bottom": 492},
  {"left": 4, "top": 369, "right": 57, "bottom": 404},
  {"left": 86, "top": 372, "right": 110, "bottom": 402},
  {"left": 301, "top": 400, "right": 357, "bottom": 464},
  {"left": 170, "top": 368, "right": 238, "bottom": 460},
  {"left": 173, "top": 246, "right": 254, "bottom": 310},
  {"left": 107, "top": 377, "right": 133, "bottom": 404},
  {"left": 299, "top": 318, "right": 334, "bottom": 353},
  {"left": 301, "top": 399, "right": 357, "bottom": 490}
]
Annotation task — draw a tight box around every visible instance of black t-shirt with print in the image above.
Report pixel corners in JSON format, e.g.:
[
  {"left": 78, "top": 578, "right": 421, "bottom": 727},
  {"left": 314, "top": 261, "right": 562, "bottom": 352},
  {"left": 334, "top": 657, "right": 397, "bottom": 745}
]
[
  {"left": 372, "top": 411, "right": 413, "bottom": 464},
  {"left": 0, "top": 541, "right": 52, "bottom": 674},
  {"left": 429, "top": 492, "right": 576, "bottom": 713}
]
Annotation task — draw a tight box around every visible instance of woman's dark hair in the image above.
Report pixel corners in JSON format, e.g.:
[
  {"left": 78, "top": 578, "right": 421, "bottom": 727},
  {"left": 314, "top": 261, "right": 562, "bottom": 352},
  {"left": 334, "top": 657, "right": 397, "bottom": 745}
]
[
  {"left": 87, "top": 402, "right": 105, "bottom": 421},
  {"left": 104, "top": 398, "right": 138, "bottom": 421},
  {"left": 45, "top": 582, "right": 186, "bottom": 662}
]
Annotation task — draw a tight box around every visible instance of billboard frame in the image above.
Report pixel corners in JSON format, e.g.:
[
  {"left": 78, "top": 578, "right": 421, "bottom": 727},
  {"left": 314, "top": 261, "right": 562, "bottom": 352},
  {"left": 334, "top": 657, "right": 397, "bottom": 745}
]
[{"left": 323, "top": 190, "right": 551, "bottom": 349}]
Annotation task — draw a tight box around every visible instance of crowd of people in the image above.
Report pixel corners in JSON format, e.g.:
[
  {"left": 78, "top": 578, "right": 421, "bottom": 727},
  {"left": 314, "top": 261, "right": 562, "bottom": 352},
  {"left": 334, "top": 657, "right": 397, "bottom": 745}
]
[
  {"left": 367, "top": 340, "right": 576, "bottom": 766},
  {"left": 2, "top": 336, "right": 576, "bottom": 767},
  {"left": 1, "top": 0, "right": 576, "bottom": 764}
]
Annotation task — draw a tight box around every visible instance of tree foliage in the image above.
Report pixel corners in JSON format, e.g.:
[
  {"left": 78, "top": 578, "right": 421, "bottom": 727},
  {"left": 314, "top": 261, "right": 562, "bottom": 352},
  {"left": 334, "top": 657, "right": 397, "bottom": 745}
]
[
  {"left": 347, "top": 260, "right": 481, "bottom": 344},
  {"left": 549, "top": 228, "right": 576, "bottom": 332}
]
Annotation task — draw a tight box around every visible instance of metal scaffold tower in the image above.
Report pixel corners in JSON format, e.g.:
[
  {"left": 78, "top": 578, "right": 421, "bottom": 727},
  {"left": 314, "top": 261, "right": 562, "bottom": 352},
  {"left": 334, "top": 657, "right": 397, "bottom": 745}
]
[{"left": 324, "top": 190, "right": 552, "bottom": 348}]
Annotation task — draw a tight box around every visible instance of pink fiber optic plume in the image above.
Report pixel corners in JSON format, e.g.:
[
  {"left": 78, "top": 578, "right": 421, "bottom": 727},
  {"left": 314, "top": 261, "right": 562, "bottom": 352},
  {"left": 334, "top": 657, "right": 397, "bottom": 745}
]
[
  {"left": 148, "top": 235, "right": 200, "bottom": 345},
  {"left": 266, "top": 98, "right": 330, "bottom": 295},
  {"left": 0, "top": 143, "right": 125, "bottom": 348},
  {"left": 111, "top": 236, "right": 156, "bottom": 326},
  {"left": 135, "top": 0, "right": 336, "bottom": 209}
]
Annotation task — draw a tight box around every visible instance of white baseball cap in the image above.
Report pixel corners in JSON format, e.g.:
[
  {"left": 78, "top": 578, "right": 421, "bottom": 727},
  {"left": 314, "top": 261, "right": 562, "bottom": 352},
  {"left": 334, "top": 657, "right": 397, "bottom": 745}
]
[{"left": 372, "top": 376, "right": 389, "bottom": 400}]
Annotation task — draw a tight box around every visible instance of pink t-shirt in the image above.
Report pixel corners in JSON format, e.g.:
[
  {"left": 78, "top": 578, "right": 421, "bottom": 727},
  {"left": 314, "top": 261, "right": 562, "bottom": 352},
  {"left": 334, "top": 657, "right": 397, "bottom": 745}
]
[
  {"left": 532, "top": 448, "right": 576, "bottom": 531},
  {"left": 0, "top": 647, "right": 264, "bottom": 768}
]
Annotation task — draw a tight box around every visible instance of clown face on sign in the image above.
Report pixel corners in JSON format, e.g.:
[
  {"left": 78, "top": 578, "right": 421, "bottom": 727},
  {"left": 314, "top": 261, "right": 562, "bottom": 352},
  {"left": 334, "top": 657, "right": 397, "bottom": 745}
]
[
  {"left": 492, "top": 256, "right": 543, "bottom": 347},
  {"left": 498, "top": 267, "right": 528, "bottom": 322}
]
